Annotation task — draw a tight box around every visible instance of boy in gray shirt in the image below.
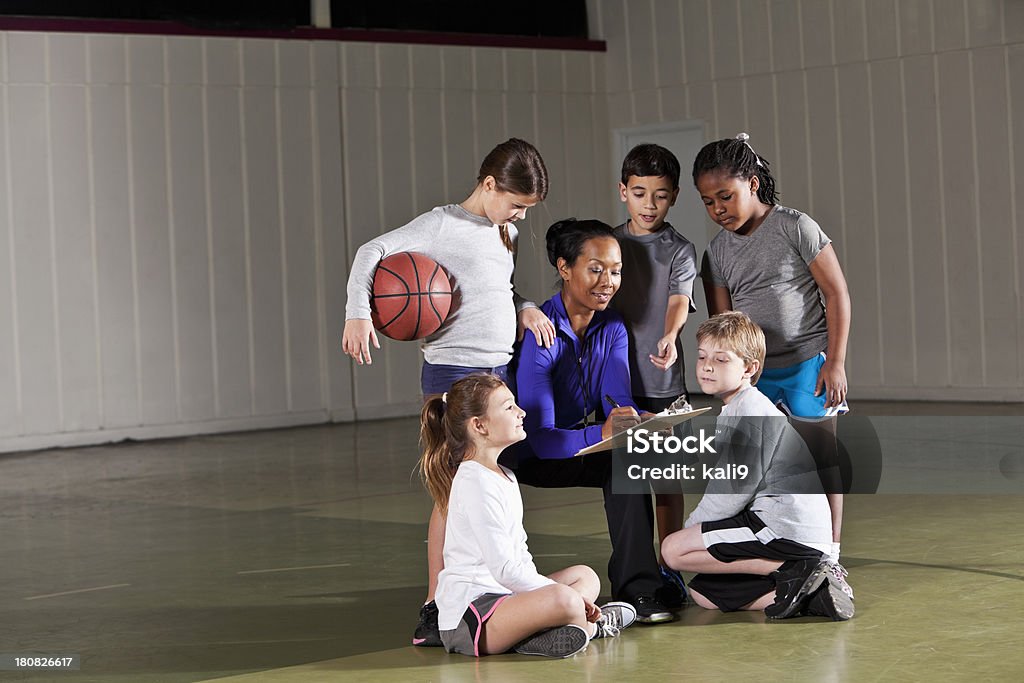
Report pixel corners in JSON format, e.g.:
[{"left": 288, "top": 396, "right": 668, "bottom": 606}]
[{"left": 612, "top": 144, "right": 698, "bottom": 609}]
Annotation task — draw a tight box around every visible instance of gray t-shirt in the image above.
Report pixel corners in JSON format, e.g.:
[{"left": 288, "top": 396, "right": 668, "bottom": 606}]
[
  {"left": 701, "top": 205, "right": 830, "bottom": 368},
  {"left": 612, "top": 222, "right": 698, "bottom": 399},
  {"left": 345, "top": 204, "right": 533, "bottom": 368}
]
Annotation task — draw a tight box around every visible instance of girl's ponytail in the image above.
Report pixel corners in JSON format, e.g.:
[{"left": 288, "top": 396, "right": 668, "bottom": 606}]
[
  {"left": 417, "top": 373, "right": 507, "bottom": 514},
  {"left": 418, "top": 396, "right": 456, "bottom": 515}
]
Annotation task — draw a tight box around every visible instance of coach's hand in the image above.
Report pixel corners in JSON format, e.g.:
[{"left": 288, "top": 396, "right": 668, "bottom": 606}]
[{"left": 603, "top": 406, "right": 639, "bottom": 441}]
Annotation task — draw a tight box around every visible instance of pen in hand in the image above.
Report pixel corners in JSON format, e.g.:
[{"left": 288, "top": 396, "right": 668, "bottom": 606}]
[{"left": 604, "top": 394, "right": 621, "bottom": 409}]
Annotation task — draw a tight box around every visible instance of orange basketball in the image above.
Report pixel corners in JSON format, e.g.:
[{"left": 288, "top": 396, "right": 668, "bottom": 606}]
[{"left": 371, "top": 252, "right": 453, "bottom": 341}]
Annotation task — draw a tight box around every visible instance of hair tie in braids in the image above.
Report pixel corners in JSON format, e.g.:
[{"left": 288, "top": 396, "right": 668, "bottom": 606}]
[{"left": 735, "top": 132, "right": 764, "bottom": 167}]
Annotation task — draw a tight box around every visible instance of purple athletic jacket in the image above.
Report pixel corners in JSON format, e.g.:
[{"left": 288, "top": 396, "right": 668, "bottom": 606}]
[{"left": 507, "top": 293, "right": 637, "bottom": 462}]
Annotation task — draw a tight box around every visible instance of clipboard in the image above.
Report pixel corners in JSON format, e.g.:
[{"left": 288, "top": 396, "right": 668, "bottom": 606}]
[{"left": 574, "top": 406, "right": 713, "bottom": 456}]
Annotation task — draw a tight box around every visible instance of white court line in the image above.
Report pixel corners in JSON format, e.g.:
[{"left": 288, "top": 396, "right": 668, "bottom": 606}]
[
  {"left": 237, "top": 563, "right": 352, "bottom": 575},
  {"left": 532, "top": 553, "right": 578, "bottom": 558},
  {"left": 25, "top": 583, "right": 131, "bottom": 601}
]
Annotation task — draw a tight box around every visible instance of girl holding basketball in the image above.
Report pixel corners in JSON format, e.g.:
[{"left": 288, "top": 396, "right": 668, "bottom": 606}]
[
  {"left": 694, "top": 133, "right": 853, "bottom": 599},
  {"left": 342, "top": 138, "right": 555, "bottom": 646},
  {"left": 421, "top": 373, "right": 635, "bottom": 658}
]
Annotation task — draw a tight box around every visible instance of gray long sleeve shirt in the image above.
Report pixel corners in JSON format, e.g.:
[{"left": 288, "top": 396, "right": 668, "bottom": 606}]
[{"left": 345, "top": 204, "right": 534, "bottom": 368}]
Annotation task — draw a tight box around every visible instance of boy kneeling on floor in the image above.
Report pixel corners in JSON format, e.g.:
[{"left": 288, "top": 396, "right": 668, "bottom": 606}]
[{"left": 660, "top": 312, "right": 854, "bottom": 620}]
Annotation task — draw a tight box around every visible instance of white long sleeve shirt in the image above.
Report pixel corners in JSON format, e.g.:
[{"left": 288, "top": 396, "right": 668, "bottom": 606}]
[{"left": 436, "top": 460, "right": 555, "bottom": 631}]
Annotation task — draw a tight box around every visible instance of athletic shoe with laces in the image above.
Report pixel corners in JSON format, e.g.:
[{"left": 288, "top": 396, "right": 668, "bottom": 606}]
[
  {"left": 826, "top": 562, "right": 855, "bottom": 600},
  {"left": 628, "top": 593, "right": 676, "bottom": 623},
  {"left": 513, "top": 624, "right": 589, "bottom": 657},
  {"left": 591, "top": 601, "right": 638, "bottom": 639},
  {"left": 656, "top": 565, "right": 689, "bottom": 609},
  {"left": 764, "top": 558, "right": 830, "bottom": 619},
  {"left": 412, "top": 600, "right": 442, "bottom": 647},
  {"left": 801, "top": 574, "right": 855, "bottom": 621}
]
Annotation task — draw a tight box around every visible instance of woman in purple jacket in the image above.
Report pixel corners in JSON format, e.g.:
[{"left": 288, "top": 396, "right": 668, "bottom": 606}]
[{"left": 505, "top": 218, "right": 674, "bottom": 624}]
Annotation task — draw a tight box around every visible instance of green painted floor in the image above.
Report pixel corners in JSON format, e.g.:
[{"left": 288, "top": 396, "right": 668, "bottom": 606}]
[{"left": 1, "top": 402, "right": 1023, "bottom": 682}]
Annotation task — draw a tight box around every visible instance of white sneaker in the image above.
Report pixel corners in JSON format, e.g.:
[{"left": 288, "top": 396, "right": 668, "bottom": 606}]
[{"left": 592, "top": 601, "right": 638, "bottom": 639}]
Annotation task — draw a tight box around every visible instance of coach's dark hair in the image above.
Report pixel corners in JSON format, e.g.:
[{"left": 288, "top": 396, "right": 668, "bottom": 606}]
[
  {"left": 691, "top": 134, "right": 779, "bottom": 206},
  {"left": 545, "top": 218, "right": 617, "bottom": 269},
  {"left": 621, "top": 143, "right": 681, "bottom": 189}
]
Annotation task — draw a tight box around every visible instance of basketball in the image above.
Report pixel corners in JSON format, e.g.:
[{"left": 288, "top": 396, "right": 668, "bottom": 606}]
[{"left": 371, "top": 252, "right": 453, "bottom": 341}]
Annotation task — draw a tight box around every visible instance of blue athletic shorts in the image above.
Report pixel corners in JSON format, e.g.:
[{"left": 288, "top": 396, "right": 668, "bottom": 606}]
[
  {"left": 421, "top": 362, "right": 509, "bottom": 396},
  {"left": 757, "top": 352, "right": 849, "bottom": 419}
]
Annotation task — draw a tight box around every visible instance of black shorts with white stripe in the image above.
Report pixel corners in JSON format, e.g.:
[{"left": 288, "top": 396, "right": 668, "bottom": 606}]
[{"left": 687, "top": 510, "right": 824, "bottom": 612}]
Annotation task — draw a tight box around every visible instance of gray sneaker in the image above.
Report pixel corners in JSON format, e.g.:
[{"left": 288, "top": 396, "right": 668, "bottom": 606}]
[
  {"left": 592, "top": 601, "right": 638, "bottom": 639},
  {"left": 513, "top": 624, "right": 589, "bottom": 658}
]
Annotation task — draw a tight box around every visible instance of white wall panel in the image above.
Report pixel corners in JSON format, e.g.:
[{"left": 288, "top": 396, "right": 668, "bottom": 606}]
[
  {"left": 865, "top": 0, "right": 898, "bottom": 60},
  {"left": 740, "top": 0, "right": 772, "bottom": 75},
  {"left": 205, "top": 86, "right": 252, "bottom": 419},
  {"left": 627, "top": 0, "right": 657, "bottom": 91},
  {"left": 933, "top": 0, "right": 968, "bottom": 52},
  {"left": 1011, "top": 45, "right": 1024, "bottom": 388},
  {"left": 770, "top": 0, "right": 803, "bottom": 73},
  {"left": 653, "top": 0, "right": 684, "bottom": 86},
  {"left": 0, "top": 82, "right": 18, "bottom": 438},
  {"left": 869, "top": 60, "right": 914, "bottom": 388},
  {"left": 836, "top": 63, "right": 880, "bottom": 387},
  {"left": 50, "top": 86, "right": 99, "bottom": 432},
  {"left": 898, "top": 0, "right": 934, "bottom": 56},
  {"left": 128, "top": 85, "right": 176, "bottom": 426},
  {"left": 902, "top": 55, "right": 949, "bottom": 388},
  {"left": 972, "top": 47, "right": 1015, "bottom": 387},
  {"left": 410, "top": 89, "right": 446, "bottom": 211},
  {"left": 167, "top": 84, "right": 215, "bottom": 421},
  {"left": 10, "top": 85, "right": 59, "bottom": 435},
  {"left": 710, "top": 0, "right": 742, "bottom": 79},
  {"left": 279, "top": 89, "right": 322, "bottom": 413},
  {"left": 714, "top": 79, "right": 745, "bottom": 142},
  {"left": 833, "top": 0, "right": 867, "bottom": 65},
  {"left": 243, "top": 85, "right": 288, "bottom": 416},
  {"left": 936, "top": 51, "right": 982, "bottom": 387},
  {"left": 49, "top": 34, "right": 87, "bottom": 84},
  {"left": 682, "top": 0, "right": 712, "bottom": 82},
  {"left": 127, "top": 36, "right": 163, "bottom": 84},
  {"left": 91, "top": 84, "right": 140, "bottom": 428},
  {"left": 774, "top": 71, "right": 810, "bottom": 213},
  {"left": 801, "top": 0, "right": 834, "bottom": 68},
  {"left": 966, "top": 0, "right": 1003, "bottom": 48}
]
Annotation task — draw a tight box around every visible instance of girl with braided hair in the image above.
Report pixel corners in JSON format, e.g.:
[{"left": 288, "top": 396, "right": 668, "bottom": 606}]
[{"left": 693, "top": 133, "right": 854, "bottom": 601}]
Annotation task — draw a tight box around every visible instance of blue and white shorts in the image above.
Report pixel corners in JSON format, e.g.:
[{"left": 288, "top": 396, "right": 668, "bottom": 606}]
[{"left": 757, "top": 352, "right": 849, "bottom": 419}]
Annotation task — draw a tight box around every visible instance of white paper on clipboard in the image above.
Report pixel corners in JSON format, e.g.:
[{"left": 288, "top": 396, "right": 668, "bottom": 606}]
[{"left": 574, "top": 406, "right": 713, "bottom": 456}]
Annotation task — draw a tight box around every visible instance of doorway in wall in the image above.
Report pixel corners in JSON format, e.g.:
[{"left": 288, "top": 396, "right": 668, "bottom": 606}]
[{"left": 614, "top": 121, "right": 708, "bottom": 397}]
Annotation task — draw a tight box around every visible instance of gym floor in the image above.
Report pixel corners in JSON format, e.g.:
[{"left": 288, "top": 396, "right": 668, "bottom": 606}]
[{"left": 3, "top": 400, "right": 1023, "bottom": 682}]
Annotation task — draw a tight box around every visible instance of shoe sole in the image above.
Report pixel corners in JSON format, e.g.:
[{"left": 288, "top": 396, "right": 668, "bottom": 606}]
[
  {"left": 767, "top": 563, "right": 829, "bottom": 619},
  {"left": 635, "top": 611, "right": 676, "bottom": 624},
  {"left": 823, "top": 579, "right": 855, "bottom": 621},
  {"left": 513, "top": 624, "right": 589, "bottom": 658}
]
